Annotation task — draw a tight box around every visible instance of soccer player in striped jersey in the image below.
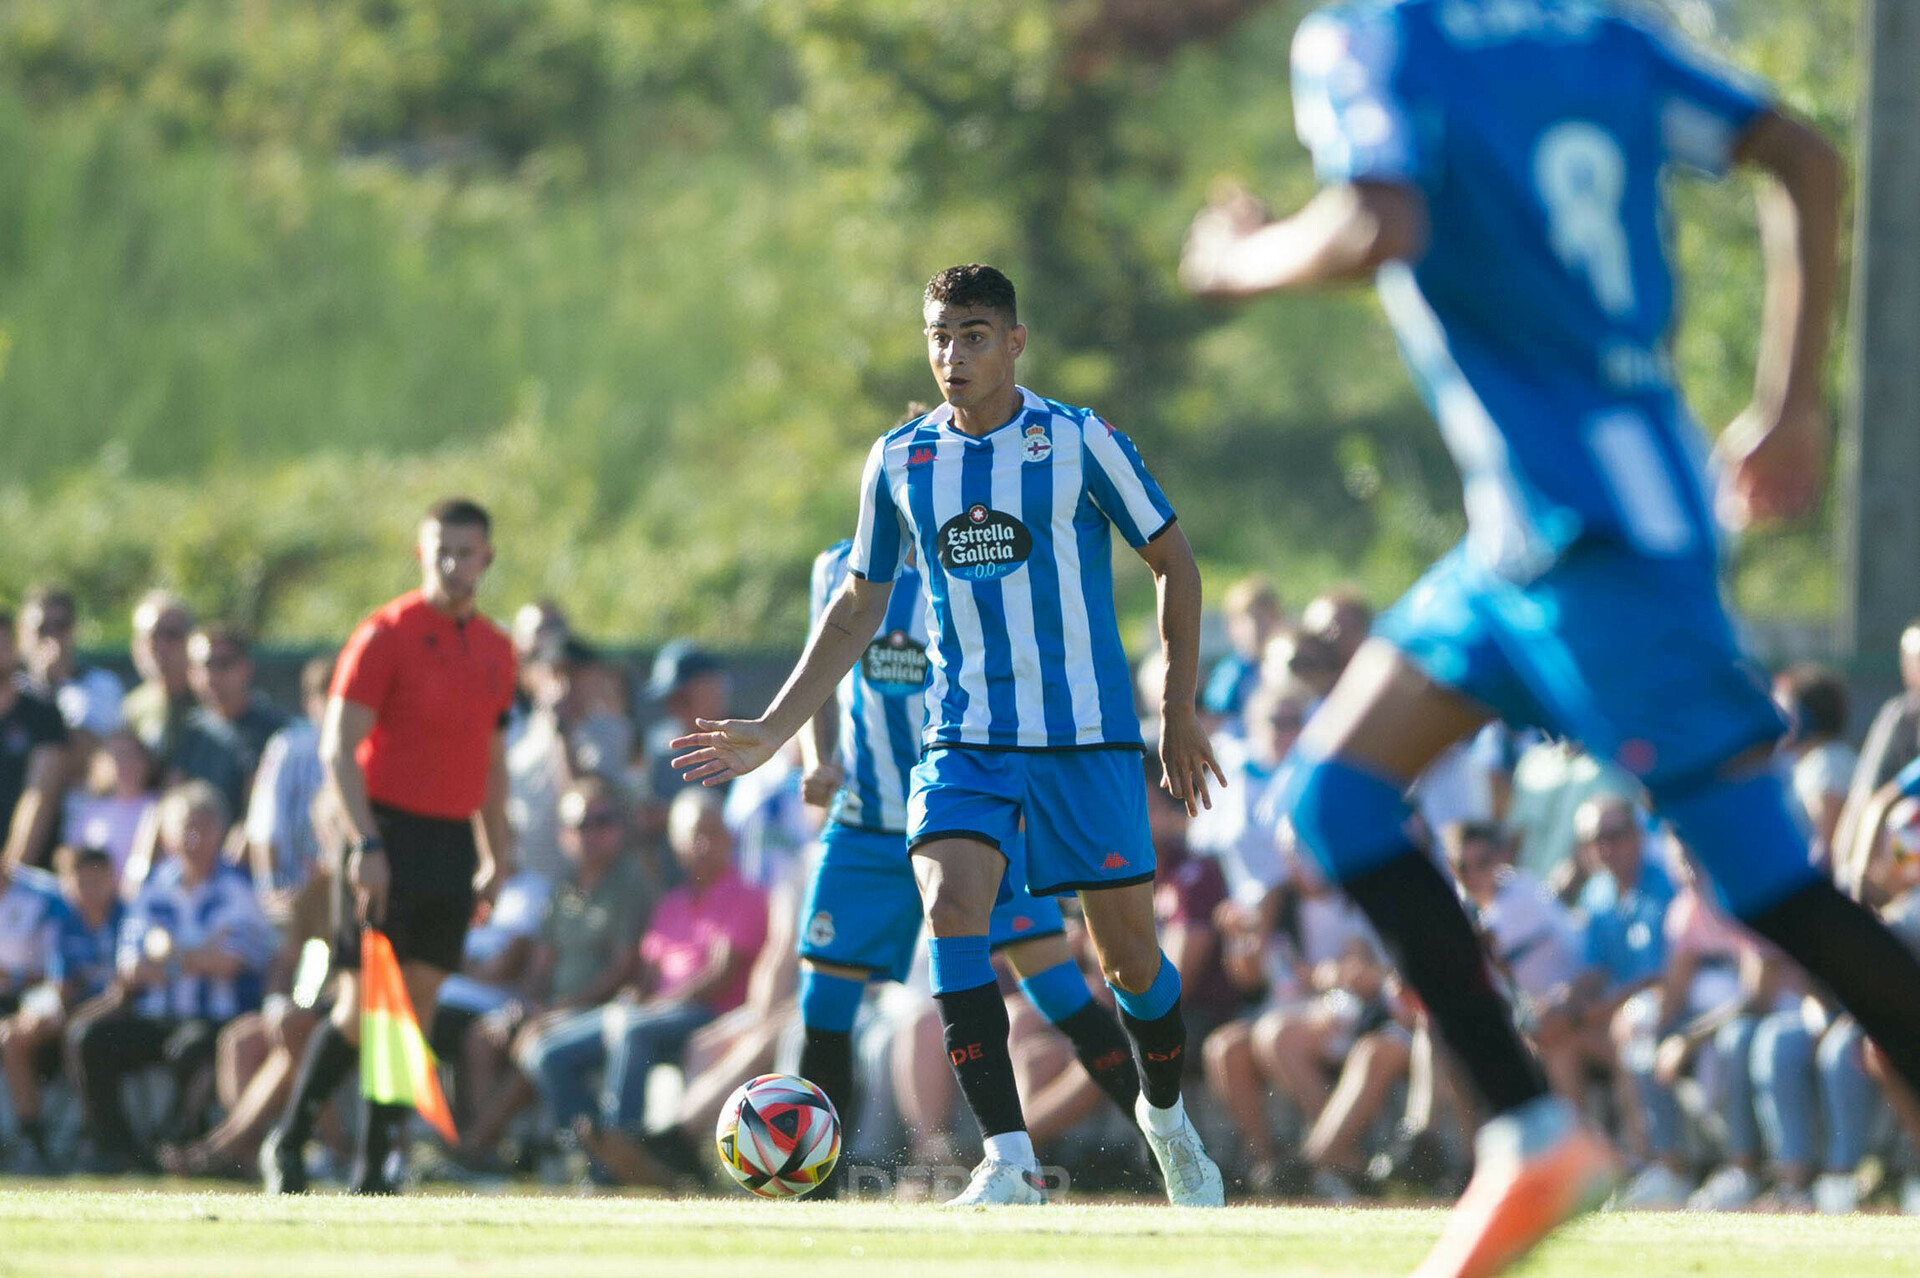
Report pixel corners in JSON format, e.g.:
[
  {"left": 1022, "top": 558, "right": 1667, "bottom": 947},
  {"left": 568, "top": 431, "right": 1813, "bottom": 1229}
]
[
  {"left": 794, "top": 537, "right": 1146, "bottom": 1196},
  {"left": 1180, "top": 0, "right": 1920, "bottom": 1272},
  {"left": 677, "top": 264, "right": 1226, "bottom": 1206}
]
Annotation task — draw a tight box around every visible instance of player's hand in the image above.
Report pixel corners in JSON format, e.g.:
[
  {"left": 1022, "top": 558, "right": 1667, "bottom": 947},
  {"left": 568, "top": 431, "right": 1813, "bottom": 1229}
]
[
  {"left": 1179, "top": 183, "right": 1271, "bottom": 298},
  {"left": 348, "top": 847, "right": 390, "bottom": 927},
  {"left": 669, "top": 718, "right": 780, "bottom": 787},
  {"left": 800, "top": 761, "right": 845, "bottom": 808},
  {"left": 1714, "top": 397, "right": 1827, "bottom": 530},
  {"left": 1158, "top": 703, "right": 1228, "bottom": 818}
]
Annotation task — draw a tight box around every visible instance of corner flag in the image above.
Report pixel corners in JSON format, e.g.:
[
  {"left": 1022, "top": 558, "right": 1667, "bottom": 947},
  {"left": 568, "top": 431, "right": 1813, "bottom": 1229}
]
[{"left": 360, "top": 928, "right": 457, "bottom": 1144}]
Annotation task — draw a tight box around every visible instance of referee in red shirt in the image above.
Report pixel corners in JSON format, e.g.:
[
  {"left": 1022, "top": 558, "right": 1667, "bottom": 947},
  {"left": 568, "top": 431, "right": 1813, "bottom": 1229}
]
[{"left": 261, "top": 497, "right": 516, "bottom": 1195}]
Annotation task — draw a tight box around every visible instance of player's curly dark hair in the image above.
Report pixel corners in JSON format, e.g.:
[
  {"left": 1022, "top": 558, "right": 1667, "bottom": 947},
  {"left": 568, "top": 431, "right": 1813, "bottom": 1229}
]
[{"left": 924, "top": 264, "right": 1017, "bottom": 325}]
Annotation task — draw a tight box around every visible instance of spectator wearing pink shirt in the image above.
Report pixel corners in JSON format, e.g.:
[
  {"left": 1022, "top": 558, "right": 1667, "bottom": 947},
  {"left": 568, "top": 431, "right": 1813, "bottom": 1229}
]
[{"left": 522, "top": 789, "right": 767, "bottom": 1155}]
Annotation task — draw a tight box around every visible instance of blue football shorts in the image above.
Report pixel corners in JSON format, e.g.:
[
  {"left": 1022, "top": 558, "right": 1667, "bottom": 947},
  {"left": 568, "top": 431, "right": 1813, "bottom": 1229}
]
[
  {"left": 797, "top": 821, "right": 1065, "bottom": 983},
  {"left": 907, "top": 745, "right": 1157, "bottom": 897},
  {"left": 1376, "top": 540, "right": 1787, "bottom": 792}
]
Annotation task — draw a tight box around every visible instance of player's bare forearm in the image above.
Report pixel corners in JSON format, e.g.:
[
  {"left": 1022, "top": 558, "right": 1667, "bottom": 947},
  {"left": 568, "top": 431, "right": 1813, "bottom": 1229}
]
[
  {"left": 1138, "top": 524, "right": 1226, "bottom": 813},
  {"left": 1140, "top": 523, "right": 1205, "bottom": 713},
  {"left": 672, "top": 576, "right": 889, "bottom": 785},
  {"left": 1182, "top": 182, "right": 1428, "bottom": 298},
  {"left": 1736, "top": 110, "right": 1842, "bottom": 418}
]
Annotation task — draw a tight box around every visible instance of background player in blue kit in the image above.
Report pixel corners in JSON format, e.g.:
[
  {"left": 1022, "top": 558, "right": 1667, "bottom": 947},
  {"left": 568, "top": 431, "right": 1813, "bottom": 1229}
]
[
  {"left": 676, "top": 264, "right": 1226, "bottom": 1207},
  {"left": 794, "top": 537, "right": 1145, "bottom": 1196},
  {"left": 1181, "top": 1, "right": 1920, "bottom": 1274}
]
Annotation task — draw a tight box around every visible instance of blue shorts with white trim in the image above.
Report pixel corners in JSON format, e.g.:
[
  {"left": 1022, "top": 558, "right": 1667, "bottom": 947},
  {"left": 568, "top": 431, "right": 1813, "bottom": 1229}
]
[{"left": 907, "top": 745, "right": 1157, "bottom": 897}]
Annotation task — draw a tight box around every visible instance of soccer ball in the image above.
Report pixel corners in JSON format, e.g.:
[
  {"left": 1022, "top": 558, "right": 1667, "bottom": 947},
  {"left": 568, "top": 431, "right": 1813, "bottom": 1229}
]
[{"left": 715, "top": 1073, "right": 841, "bottom": 1198}]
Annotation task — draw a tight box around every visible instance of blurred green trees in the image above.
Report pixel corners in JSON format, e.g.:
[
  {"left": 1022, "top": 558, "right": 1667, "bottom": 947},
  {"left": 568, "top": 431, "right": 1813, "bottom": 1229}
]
[{"left": 0, "top": 0, "right": 1855, "bottom": 646}]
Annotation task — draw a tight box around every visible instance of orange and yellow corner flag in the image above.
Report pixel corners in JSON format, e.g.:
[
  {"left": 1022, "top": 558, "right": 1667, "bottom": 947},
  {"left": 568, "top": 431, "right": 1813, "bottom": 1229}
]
[{"left": 359, "top": 928, "right": 458, "bottom": 1145}]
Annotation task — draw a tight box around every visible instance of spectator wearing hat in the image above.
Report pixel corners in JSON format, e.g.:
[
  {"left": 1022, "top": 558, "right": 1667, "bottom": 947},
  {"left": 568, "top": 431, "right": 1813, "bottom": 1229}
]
[
  {"left": 1773, "top": 663, "right": 1855, "bottom": 865},
  {"left": 507, "top": 633, "right": 634, "bottom": 885},
  {"left": 640, "top": 641, "right": 729, "bottom": 839}
]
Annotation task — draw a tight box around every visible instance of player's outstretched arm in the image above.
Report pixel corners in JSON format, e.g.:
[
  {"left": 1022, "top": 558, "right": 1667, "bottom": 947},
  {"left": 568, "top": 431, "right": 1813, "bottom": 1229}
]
[
  {"left": 670, "top": 575, "right": 892, "bottom": 786},
  {"left": 1180, "top": 180, "right": 1428, "bottom": 299},
  {"left": 1714, "top": 109, "right": 1843, "bottom": 529},
  {"left": 1137, "top": 523, "right": 1228, "bottom": 816}
]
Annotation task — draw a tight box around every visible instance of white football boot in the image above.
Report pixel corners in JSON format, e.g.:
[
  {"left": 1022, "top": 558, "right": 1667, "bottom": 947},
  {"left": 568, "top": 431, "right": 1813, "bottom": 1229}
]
[
  {"left": 941, "top": 1158, "right": 1047, "bottom": 1207},
  {"left": 1137, "top": 1094, "right": 1226, "bottom": 1207}
]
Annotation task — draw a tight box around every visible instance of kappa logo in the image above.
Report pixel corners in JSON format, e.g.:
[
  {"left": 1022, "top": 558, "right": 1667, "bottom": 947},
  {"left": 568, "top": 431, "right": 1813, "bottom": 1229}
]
[
  {"left": 1100, "top": 852, "right": 1130, "bottom": 871},
  {"left": 1021, "top": 424, "right": 1052, "bottom": 464},
  {"left": 1010, "top": 914, "right": 1033, "bottom": 933},
  {"left": 907, "top": 446, "right": 938, "bottom": 467}
]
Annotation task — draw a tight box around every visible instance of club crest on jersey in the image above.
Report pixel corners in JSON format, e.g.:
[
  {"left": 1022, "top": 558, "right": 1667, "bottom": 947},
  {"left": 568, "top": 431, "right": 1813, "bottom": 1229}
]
[
  {"left": 937, "top": 505, "right": 1033, "bottom": 581},
  {"left": 1020, "top": 424, "right": 1052, "bottom": 464},
  {"left": 805, "top": 911, "right": 836, "bottom": 948},
  {"left": 861, "top": 630, "right": 930, "bottom": 694}
]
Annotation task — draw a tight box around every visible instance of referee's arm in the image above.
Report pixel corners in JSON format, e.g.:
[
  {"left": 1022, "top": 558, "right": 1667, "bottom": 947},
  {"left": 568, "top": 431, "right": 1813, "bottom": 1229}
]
[
  {"left": 473, "top": 727, "right": 512, "bottom": 899},
  {"left": 319, "top": 695, "right": 380, "bottom": 852}
]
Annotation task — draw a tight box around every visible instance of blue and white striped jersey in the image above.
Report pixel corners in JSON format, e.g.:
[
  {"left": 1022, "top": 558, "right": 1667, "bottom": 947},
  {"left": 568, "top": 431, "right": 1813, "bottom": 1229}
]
[
  {"left": 119, "top": 860, "right": 275, "bottom": 1022},
  {"left": 848, "top": 387, "right": 1176, "bottom": 750},
  {"left": 813, "top": 541, "right": 929, "bottom": 832},
  {"left": 1293, "top": 0, "right": 1771, "bottom": 577}
]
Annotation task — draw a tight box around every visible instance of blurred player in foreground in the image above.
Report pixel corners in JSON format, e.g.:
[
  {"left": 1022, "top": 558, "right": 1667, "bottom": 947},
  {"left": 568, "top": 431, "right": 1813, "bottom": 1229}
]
[
  {"left": 675, "top": 264, "right": 1225, "bottom": 1206},
  {"left": 1182, "top": 1, "right": 1920, "bottom": 1273}
]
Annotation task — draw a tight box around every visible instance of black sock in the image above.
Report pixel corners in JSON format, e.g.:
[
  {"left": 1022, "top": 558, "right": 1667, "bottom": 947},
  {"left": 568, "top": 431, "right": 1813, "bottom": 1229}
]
[
  {"left": 933, "top": 981, "right": 1027, "bottom": 1140},
  {"left": 1340, "top": 851, "right": 1548, "bottom": 1114},
  {"left": 798, "top": 1026, "right": 855, "bottom": 1196},
  {"left": 279, "top": 1021, "right": 358, "bottom": 1145},
  {"left": 1118, "top": 1002, "right": 1186, "bottom": 1111},
  {"left": 1055, "top": 1000, "right": 1142, "bottom": 1116},
  {"left": 1747, "top": 880, "right": 1920, "bottom": 1095},
  {"left": 351, "top": 1099, "right": 408, "bottom": 1193},
  {"left": 17, "top": 1117, "right": 46, "bottom": 1158}
]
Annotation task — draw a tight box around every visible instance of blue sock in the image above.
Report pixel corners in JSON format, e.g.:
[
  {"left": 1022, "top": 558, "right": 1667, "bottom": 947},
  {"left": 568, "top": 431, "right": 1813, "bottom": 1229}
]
[
  {"left": 927, "top": 934, "right": 994, "bottom": 996},
  {"left": 1652, "top": 768, "right": 1821, "bottom": 919},
  {"left": 1018, "top": 960, "right": 1094, "bottom": 1025},
  {"left": 1109, "top": 951, "right": 1180, "bottom": 1023},
  {"left": 798, "top": 967, "right": 865, "bottom": 1033},
  {"left": 1284, "top": 752, "right": 1420, "bottom": 882}
]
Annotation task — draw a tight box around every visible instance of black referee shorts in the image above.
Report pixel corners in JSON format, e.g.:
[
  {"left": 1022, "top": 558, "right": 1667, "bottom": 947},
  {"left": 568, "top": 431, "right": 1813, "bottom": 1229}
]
[{"left": 332, "top": 803, "right": 477, "bottom": 975}]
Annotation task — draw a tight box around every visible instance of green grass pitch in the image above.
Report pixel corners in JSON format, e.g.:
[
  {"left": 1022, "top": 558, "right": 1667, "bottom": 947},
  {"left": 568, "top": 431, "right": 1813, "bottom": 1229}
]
[{"left": 1, "top": 1184, "right": 1916, "bottom": 1277}]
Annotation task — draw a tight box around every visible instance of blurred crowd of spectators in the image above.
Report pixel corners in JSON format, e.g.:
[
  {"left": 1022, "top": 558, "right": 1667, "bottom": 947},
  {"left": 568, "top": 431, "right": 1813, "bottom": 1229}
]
[{"left": 7, "top": 578, "right": 1920, "bottom": 1212}]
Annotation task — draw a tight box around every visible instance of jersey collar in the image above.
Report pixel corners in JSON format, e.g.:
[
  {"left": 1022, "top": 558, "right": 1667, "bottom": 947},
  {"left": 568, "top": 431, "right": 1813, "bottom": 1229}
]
[{"left": 926, "top": 386, "right": 1046, "bottom": 440}]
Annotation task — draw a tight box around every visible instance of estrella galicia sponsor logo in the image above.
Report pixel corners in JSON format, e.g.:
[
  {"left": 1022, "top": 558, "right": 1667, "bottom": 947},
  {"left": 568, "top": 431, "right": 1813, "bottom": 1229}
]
[
  {"left": 861, "top": 630, "right": 929, "bottom": 695},
  {"left": 937, "top": 504, "right": 1032, "bottom": 581}
]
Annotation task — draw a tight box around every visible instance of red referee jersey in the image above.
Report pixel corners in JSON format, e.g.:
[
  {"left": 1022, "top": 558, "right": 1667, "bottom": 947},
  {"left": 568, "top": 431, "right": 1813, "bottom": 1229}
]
[{"left": 331, "top": 591, "right": 517, "bottom": 822}]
